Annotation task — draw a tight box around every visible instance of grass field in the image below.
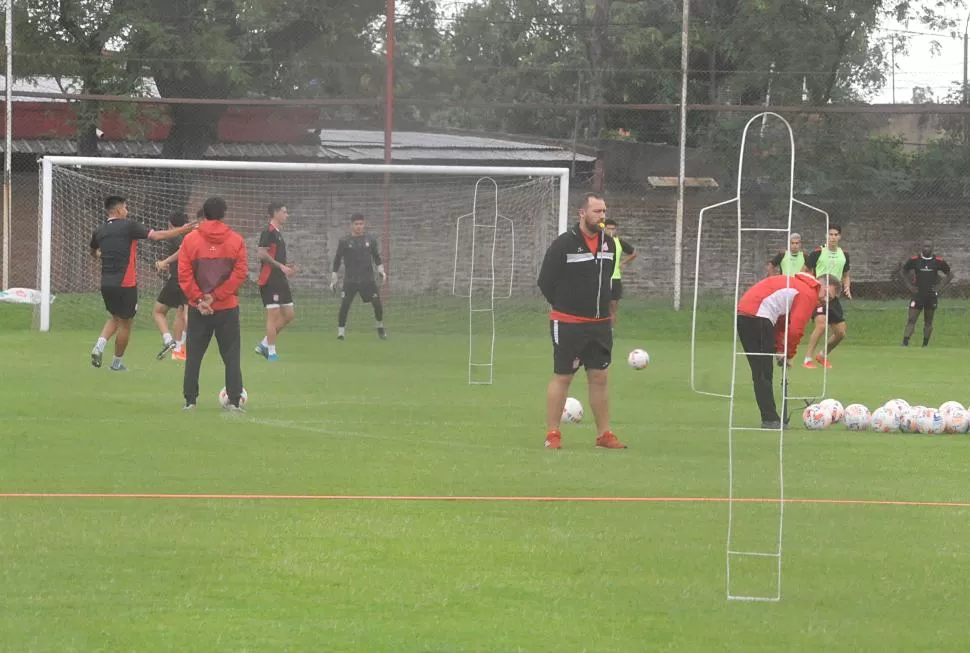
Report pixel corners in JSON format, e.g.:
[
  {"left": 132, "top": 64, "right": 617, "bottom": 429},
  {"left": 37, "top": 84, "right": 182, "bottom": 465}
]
[{"left": 2, "top": 296, "right": 970, "bottom": 652}]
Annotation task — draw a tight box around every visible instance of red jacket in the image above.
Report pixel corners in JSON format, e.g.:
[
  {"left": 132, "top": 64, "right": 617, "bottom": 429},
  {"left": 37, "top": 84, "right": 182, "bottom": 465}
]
[
  {"left": 737, "top": 272, "right": 820, "bottom": 360},
  {"left": 178, "top": 220, "right": 248, "bottom": 311}
]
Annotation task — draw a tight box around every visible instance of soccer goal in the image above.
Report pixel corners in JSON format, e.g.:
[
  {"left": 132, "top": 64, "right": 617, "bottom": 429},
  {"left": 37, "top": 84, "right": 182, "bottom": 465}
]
[{"left": 36, "top": 158, "right": 569, "bottom": 346}]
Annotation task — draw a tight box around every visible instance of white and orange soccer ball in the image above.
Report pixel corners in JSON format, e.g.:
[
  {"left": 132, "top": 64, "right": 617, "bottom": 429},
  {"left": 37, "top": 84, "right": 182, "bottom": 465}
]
[
  {"left": 627, "top": 348, "right": 650, "bottom": 370},
  {"left": 916, "top": 408, "right": 945, "bottom": 435},
  {"left": 843, "top": 404, "right": 871, "bottom": 431},
  {"left": 869, "top": 406, "right": 900, "bottom": 433},
  {"left": 883, "top": 399, "right": 910, "bottom": 419},
  {"left": 819, "top": 398, "right": 844, "bottom": 424},
  {"left": 561, "top": 397, "right": 584, "bottom": 424},
  {"left": 939, "top": 401, "right": 966, "bottom": 419},
  {"left": 899, "top": 406, "right": 925, "bottom": 434},
  {"left": 218, "top": 387, "right": 248, "bottom": 409},
  {"left": 802, "top": 403, "right": 832, "bottom": 430},
  {"left": 944, "top": 409, "right": 970, "bottom": 434}
]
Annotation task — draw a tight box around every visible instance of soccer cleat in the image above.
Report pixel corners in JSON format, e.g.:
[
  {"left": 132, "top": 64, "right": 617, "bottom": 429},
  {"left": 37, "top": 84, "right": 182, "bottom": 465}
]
[
  {"left": 254, "top": 343, "right": 268, "bottom": 358},
  {"left": 377, "top": 327, "right": 388, "bottom": 340},
  {"left": 595, "top": 431, "right": 627, "bottom": 449},
  {"left": 183, "top": 402, "right": 196, "bottom": 411},
  {"left": 109, "top": 364, "right": 128, "bottom": 372},
  {"left": 171, "top": 349, "right": 186, "bottom": 361},
  {"left": 91, "top": 351, "right": 103, "bottom": 368},
  {"left": 156, "top": 340, "right": 177, "bottom": 360},
  {"left": 802, "top": 359, "right": 817, "bottom": 369},
  {"left": 544, "top": 430, "right": 561, "bottom": 449},
  {"left": 337, "top": 334, "right": 345, "bottom": 340},
  {"left": 226, "top": 404, "right": 246, "bottom": 414},
  {"left": 815, "top": 353, "right": 833, "bottom": 369},
  {"left": 266, "top": 353, "right": 280, "bottom": 362},
  {"left": 761, "top": 420, "right": 783, "bottom": 430}
]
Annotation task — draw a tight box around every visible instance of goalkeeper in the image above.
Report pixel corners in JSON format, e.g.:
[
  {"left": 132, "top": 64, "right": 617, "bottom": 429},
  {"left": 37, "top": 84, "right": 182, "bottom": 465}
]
[{"left": 330, "top": 214, "right": 387, "bottom": 340}]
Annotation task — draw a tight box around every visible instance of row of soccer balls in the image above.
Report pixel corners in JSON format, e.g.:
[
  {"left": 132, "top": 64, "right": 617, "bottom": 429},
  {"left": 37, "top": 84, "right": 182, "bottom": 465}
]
[
  {"left": 560, "top": 349, "right": 650, "bottom": 424},
  {"left": 803, "top": 399, "right": 970, "bottom": 434}
]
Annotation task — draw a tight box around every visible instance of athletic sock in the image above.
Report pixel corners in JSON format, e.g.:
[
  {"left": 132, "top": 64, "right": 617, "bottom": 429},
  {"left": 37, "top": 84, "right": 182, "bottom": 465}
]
[
  {"left": 338, "top": 327, "right": 346, "bottom": 337},
  {"left": 163, "top": 332, "right": 173, "bottom": 345},
  {"left": 268, "top": 345, "right": 277, "bottom": 356},
  {"left": 803, "top": 356, "right": 812, "bottom": 364},
  {"left": 260, "top": 336, "right": 269, "bottom": 348},
  {"left": 93, "top": 337, "right": 107, "bottom": 354},
  {"left": 376, "top": 321, "right": 384, "bottom": 328}
]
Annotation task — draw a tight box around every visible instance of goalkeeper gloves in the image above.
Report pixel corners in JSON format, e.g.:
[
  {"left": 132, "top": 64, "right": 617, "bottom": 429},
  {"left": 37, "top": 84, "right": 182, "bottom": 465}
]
[{"left": 377, "top": 264, "right": 387, "bottom": 286}]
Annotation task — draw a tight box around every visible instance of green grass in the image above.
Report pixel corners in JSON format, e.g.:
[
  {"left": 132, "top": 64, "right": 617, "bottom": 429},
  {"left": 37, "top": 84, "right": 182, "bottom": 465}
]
[{"left": 3, "top": 297, "right": 970, "bottom": 651}]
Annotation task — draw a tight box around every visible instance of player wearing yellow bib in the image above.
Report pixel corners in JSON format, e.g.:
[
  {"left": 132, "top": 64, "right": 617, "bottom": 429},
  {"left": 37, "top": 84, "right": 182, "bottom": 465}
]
[
  {"left": 801, "top": 225, "right": 852, "bottom": 369},
  {"left": 766, "top": 233, "right": 804, "bottom": 276},
  {"left": 603, "top": 219, "right": 637, "bottom": 324}
]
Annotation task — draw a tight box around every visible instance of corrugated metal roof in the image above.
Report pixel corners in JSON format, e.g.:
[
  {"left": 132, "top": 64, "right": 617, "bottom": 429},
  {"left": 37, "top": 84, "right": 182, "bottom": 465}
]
[
  {"left": 319, "top": 129, "right": 569, "bottom": 151},
  {"left": 7, "top": 131, "right": 595, "bottom": 163},
  {"left": 0, "top": 75, "right": 159, "bottom": 102}
]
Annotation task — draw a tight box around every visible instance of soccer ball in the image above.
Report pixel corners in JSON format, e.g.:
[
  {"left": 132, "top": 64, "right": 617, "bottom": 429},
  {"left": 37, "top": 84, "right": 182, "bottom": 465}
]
[
  {"left": 802, "top": 404, "right": 832, "bottom": 430},
  {"left": 939, "top": 401, "right": 966, "bottom": 418},
  {"left": 882, "top": 398, "right": 910, "bottom": 418},
  {"left": 627, "top": 348, "right": 650, "bottom": 370},
  {"left": 916, "top": 408, "right": 945, "bottom": 435},
  {"left": 819, "top": 398, "right": 844, "bottom": 424},
  {"left": 869, "top": 406, "right": 900, "bottom": 433},
  {"left": 944, "top": 409, "right": 970, "bottom": 434},
  {"left": 843, "top": 404, "right": 871, "bottom": 431},
  {"left": 218, "top": 387, "right": 248, "bottom": 409},
  {"left": 561, "top": 397, "right": 584, "bottom": 424},
  {"left": 898, "top": 406, "right": 925, "bottom": 434}
]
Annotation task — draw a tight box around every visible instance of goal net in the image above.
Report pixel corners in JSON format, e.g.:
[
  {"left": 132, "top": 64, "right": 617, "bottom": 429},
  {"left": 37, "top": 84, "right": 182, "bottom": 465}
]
[{"left": 37, "top": 158, "right": 568, "bottom": 344}]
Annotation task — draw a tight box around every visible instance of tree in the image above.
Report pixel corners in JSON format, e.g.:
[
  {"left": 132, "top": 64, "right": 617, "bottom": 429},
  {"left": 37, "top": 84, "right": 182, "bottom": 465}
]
[
  {"left": 15, "top": 0, "right": 143, "bottom": 155},
  {"left": 123, "top": 0, "right": 384, "bottom": 158}
]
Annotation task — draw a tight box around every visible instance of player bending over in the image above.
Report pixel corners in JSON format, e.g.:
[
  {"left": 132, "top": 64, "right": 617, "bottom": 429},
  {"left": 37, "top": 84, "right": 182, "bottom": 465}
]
[
  {"left": 178, "top": 197, "right": 248, "bottom": 411},
  {"left": 538, "top": 192, "right": 625, "bottom": 450},
  {"left": 899, "top": 241, "right": 952, "bottom": 347},
  {"left": 152, "top": 211, "right": 195, "bottom": 360},
  {"left": 603, "top": 218, "right": 636, "bottom": 324},
  {"left": 801, "top": 225, "right": 851, "bottom": 369},
  {"left": 766, "top": 233, "right": 804, "bottom": 276},
  {"left": 90, "top": 196, "right": 195, "bottom": 371},
  {"left": 736, "top": 273, "right": 840, "bottom": 429},
  {"left": 255, "top": 202, "right": 296, "bottom": 362},
  {"left": 330, "top": 213, "right": 387, "bottom": 340}
]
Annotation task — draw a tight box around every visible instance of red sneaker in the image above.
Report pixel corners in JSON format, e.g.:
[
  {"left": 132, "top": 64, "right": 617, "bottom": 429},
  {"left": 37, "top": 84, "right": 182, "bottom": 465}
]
[
  {"left": 544, "top": 430, "right": 561, "bottom": 450},
  {"left": 595, "top": 431, "right": 627, "bottom": 449},
  {"left": 815, "top": 353, "right": 833, "bottom": 369}
]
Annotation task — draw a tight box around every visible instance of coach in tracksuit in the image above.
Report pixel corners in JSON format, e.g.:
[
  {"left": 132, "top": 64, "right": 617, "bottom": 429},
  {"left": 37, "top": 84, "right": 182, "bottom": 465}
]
[
  {"left": 537, "top": 192, "right": 626, "bottom": 451},
  {"left": 178, "top": 197, "right": 249, "bottom": 411}
]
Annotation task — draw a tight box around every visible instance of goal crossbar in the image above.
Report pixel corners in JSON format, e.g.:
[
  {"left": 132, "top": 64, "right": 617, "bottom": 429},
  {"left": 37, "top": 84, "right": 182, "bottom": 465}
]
[{"left": 38, "top": 156, "right": 571, "bottom": 332}]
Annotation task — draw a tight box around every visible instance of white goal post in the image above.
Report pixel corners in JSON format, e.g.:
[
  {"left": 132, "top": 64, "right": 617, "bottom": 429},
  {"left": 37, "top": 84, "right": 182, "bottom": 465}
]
[{"left": 37, "top": 156, "right": 570, "bottom": 333}]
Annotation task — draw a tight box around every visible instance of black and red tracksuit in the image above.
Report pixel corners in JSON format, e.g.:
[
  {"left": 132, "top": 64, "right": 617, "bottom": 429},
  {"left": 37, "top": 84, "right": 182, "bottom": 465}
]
[{"left": 178, "top": 220, "right": 249, "bottom": 406}]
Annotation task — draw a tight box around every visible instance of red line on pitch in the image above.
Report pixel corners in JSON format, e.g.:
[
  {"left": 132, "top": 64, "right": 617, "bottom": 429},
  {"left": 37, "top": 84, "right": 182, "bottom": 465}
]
[{"left": 0, "top": 493, "right": 969, "bottom": 508}]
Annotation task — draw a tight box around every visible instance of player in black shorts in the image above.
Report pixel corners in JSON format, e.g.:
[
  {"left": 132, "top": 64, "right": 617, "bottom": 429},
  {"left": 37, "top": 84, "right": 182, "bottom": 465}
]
[
  {"left": 537, "top": 192, "right": 625, "bottom": 450},
  {"left": 330, "top": 214, "right": 387, "bottom": 340},
  {"left": 255, "top": 202, "right": 296, "bottom": 362},
  {"left": 152, "top": 211, "right": 192, "bottom": 360},
  {"left": 898, "top": 241, "right": 952, "bottom": 347},
  {"left": 89, "top": 196, "right": 194, "bottom": 371}
]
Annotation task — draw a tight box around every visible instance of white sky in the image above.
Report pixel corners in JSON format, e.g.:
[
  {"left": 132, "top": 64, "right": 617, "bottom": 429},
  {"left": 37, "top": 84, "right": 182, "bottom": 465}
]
[{"left": 872, "top": 17, "right": 968, "bottom": 104}]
